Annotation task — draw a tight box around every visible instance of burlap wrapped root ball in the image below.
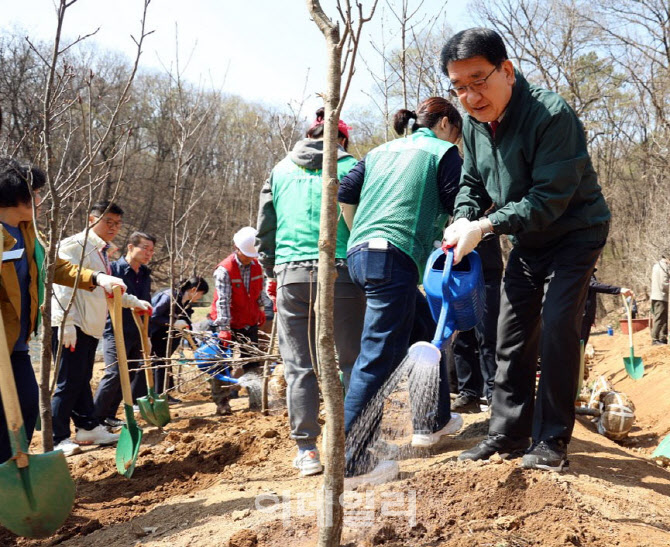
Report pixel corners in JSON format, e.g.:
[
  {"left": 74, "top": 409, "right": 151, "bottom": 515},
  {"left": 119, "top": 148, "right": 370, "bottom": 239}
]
[{"left": 597, "top": 391, "right": 636, "bottom": 441}]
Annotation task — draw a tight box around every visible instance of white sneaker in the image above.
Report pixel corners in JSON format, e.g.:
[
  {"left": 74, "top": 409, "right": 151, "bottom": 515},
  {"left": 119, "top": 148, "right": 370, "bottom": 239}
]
[
  {"left": 293, "top": 448, "right": 324, "bottom": 477},
  {"left": 54, "top": 438, "right": 82, "bottom": 457},
  {"left": 411, "top": 413, "right": 463, "bottom": 448},
  {"left": 75, "top": 424, "right": 120, "bottom": 446},
  {"left": 344, "top": 460, "right": 399, "bottom": 490}
]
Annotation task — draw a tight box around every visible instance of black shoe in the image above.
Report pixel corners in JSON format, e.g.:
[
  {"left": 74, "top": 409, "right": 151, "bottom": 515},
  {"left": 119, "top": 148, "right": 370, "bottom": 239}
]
[
  {"left": 167, "top": 396, "right": 182, "bottom": 404},
  {"left": 452, "top": 393, "right": 481, "bottom": 413},
  {"left": 103, "top": 417, "right": 125, "bottom": 429},
  {"left": 458, "top": 433, "right": 529, "bottom": 461},
  {"left": 521, "top": 439, "right": 569, "bottom": 472},
  {"left": 652, "top": 340, "right": 667, "bottom": 346}
]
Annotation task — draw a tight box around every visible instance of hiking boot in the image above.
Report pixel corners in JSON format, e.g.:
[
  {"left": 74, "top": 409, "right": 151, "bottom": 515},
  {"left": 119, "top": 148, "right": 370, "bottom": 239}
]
[
  {"left": 75, "top": 425, "right": 119, "bottom": 446},
  {"left": 54, "top": 438, "right": 82, "bottom": 457},
  {"left": 103, "top": 417, "right": 125, "bottom": 429},
  {"left": 412, "top": 413, "right": 464, "bottom": 448},
  {"left": 167, "top": 395, "right": 182, "bottom": 404},
  {"left": 293, "top": 448, "right": 324, "bottom": 477},
  {"left": 458, "top": 433, "right": 529, "bottom": 461},
  {"left": 452, "top": 393, "right": 482, "bottom": 413},
  {"left": 521, "top": 440, "right": 569, "bottom": 472},
  {"left": 215, "top": 401, "right": 232, "bottom": 416},
  {"left": 344, "top": 460, "right": 399, "bottom": 490}
]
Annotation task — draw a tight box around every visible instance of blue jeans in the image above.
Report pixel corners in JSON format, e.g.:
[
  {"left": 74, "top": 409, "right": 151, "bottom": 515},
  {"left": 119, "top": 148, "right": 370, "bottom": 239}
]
[
  {"left": 344, "top": 243, "right": 419, "bottom": 471},
  {"left": 0, "top": 351, "right": 38, "bottom": 463}
]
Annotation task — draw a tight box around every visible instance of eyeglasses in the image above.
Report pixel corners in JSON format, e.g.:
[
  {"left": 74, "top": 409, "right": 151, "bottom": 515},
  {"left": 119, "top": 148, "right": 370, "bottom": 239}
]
[
  {"left": 448, "top": 66, "right": 499, "bottom": 98},
  {"left": 104, "top": 219, "right": 123, "bottom": 229}
]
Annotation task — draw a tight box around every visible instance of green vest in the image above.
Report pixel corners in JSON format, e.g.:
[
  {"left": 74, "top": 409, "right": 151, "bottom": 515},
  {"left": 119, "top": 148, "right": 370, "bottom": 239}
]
[
  {"left": 272, "top": 154, "right": 358, "bottom": 264},
  {"left": 348, "top": 128, "right": 454, "bottom": 274}
]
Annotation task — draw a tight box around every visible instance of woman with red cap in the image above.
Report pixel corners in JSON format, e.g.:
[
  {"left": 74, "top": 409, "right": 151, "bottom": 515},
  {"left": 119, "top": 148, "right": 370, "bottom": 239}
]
[{"left": 256, "top": 107, "right": 365, "bottom": 477}]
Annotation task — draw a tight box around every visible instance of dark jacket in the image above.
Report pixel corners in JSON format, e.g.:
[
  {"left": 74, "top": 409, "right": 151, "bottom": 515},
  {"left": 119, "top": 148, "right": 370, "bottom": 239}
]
[
  {"left": 149, "top": 289, "right": 195, "bottom": 337},
  {"left": 454, "top": 70, "right": 610, "bottom": 249},
  {"left": 102, "top": 256, "right": 151, "bottom": 342}
]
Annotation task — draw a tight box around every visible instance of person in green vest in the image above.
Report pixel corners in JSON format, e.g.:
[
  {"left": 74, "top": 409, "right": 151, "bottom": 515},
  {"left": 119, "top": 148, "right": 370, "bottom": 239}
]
[
  {"left": 338, "top": 98, "right": 464, "bottom": 478},
  {"left": 256, "top": 108, "right": 366, "bottom": 477},
  {"left": 0, "top": 156, "right": 126, "bottom": 463}
]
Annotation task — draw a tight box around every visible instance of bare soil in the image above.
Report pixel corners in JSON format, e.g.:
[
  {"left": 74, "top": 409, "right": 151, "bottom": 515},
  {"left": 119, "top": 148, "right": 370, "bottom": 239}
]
[{"left": 2, "top": 325, "right": 670, "bottom": 546}]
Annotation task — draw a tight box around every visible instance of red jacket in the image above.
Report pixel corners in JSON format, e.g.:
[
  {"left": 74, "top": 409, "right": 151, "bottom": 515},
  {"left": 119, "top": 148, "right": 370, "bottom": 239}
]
[{"left": 210, "top": 254, "right": 264, "bottom": 329}]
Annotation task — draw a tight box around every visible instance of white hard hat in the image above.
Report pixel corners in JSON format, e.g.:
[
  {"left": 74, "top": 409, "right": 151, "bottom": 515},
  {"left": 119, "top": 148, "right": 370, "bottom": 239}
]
[{"left": 233, "top": 226, "right": 259, "bottom": 258}]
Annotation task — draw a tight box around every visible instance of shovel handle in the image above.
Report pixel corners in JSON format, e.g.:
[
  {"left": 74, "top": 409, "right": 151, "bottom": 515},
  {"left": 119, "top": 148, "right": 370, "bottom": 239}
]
[
  {"left": 131, "top": 309, "right": 154, "bottom": 390},
  {"left": 622, "top": 294, "right": 634, "bottom": 348},
  {"left": 0, "top": 230, "right": 29, "bottom": 462},
  {"left": 107, "top": 286, "right": 134, "bottom": 407},
  {"left": 183, "top": 331, "right": 198, "bottom": 351}
]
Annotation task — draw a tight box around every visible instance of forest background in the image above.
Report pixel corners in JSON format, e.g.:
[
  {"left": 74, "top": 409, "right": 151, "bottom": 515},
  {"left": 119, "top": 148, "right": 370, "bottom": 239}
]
[{"left": 1, "top": 0, "right": 667, "bottom": 310}]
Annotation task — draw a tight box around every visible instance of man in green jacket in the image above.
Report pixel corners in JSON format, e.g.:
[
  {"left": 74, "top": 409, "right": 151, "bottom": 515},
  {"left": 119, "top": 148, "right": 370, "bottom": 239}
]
[{"left": 441, "top": 28, "right": 610, "bottom": 471}]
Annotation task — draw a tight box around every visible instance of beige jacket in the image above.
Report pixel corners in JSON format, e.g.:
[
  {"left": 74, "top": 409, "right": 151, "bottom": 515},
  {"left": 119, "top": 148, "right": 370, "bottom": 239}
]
[{"left": 651, "top": 258, "right": 669, "bottom": 302}]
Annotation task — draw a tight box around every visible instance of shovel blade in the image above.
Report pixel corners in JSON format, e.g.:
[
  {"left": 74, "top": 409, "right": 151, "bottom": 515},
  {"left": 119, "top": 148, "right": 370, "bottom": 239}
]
[
  {"left": 652, "top": 435, "right": 670, "bottom": 460},
  {"left": 137, "top": 390, "right": 171, "bottom": 428},
  {"left": 116, "top": 408, "right": 143, "bottom": 478},
  {"left": 0, "top": 451, "right": 74, "bottom": 538},
  {"left": 623, "top": 356, "right": 644, "bottom": 380}
]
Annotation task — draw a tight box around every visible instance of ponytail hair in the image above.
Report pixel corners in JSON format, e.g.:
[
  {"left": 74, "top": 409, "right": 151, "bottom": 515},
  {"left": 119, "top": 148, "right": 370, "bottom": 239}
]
[
  {"left": 393, "top": 109, "right": 418, "bottom": 134},
  {"left": 306, "top": 107, "right": 351, "bottom": 150},
  {"left": 393, "top": 97, "right": 462, "bottom": 137}
]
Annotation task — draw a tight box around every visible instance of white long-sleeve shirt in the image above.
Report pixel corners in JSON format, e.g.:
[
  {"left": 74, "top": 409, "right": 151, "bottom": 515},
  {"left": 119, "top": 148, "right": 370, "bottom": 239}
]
[{"left": 51, "top": 229, "right": 138, "bottom": 338}]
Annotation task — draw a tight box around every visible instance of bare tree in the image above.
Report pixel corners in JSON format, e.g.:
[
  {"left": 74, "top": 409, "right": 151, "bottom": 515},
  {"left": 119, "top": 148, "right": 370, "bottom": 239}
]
[
  {"left": 33, "top": 0, "right": 152, "bottom": 451},
  {"left": 305, "top": 2, "right": 377, "bottom": 545}
]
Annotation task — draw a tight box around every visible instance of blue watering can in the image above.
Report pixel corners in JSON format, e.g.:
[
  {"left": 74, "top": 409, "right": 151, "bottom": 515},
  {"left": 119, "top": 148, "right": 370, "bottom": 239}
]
[
  {"left": 423, "top": 247, "right": 485, "bottom": 348},
  {"left": 193, "top": 339, "right": 239, "bottom": 384}
]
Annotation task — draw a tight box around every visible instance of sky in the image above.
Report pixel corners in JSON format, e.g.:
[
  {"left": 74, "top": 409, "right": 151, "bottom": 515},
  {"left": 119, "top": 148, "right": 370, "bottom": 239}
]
[{"left": 3, "top": 0, "right": 473, "bottom": 118}]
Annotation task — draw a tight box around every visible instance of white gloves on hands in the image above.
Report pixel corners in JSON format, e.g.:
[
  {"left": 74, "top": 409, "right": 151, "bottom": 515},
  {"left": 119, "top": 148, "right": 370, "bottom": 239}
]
[
  {"left": 61, "top": 325, "right": 77, "bottom": 350},
  {"left": 443, "top": 218, "right": 482, "bottom": 264},
  {"left": 96, "top": 273, "right": 127, "bottom": 295},
  {"left": 121, "top": 293, "right": 152, "bottom": 312},
  {"left": 173, "top": 319, "right": 188, "bottom": 330}
]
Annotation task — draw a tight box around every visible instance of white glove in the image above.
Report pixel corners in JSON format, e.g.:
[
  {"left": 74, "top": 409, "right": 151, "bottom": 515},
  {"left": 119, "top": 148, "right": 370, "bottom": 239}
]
[
  {"left": 173, "top": 319, "right": 188, "bottom": 330},
  {"left": 443, "top": 217, "right": 471, "bottom": 246},
  {"left": 96, "top": 273, "right": 127, "bottom": 295},
  {"left": 445, "top": 219, "right": 482, "bottom": 265},
  {"left": 61, "top": 325, "right": 77, "bottom": 350},
  {"left": 121, "top": 293, "right": 152, "bottom": 312}
]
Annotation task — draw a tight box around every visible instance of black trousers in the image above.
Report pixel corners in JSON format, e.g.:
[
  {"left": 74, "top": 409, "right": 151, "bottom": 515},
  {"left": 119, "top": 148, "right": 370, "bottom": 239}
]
[
  {"left": 151, "top": 328, "right": 181, "bottom": 394},
  {"left": 94, "top": 335, "right": 147, "bottom": 420},
  {"left": 51, "top": 326, "right": 99, "bottom": 442},
  {"left": 0, "top": 351, "right": 38, "bottom": 464},
  {"left": 489, "top": 237, "right": 604, "bottom": 443},
  {"left": 453, "top": 273, "right": 502, "bottom": 402}
]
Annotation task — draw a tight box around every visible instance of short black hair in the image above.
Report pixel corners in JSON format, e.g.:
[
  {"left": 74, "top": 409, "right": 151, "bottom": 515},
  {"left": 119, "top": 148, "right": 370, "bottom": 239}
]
[
  {"left": 90, "top": 200, "right": 124, "bottom": 217},
  {"left": 179, "top": 276, "right": 209, "bottom": 295},
  {"left": 129, "top": 231, "right": 157, "bottom": 246},
  {"left": 0, "top": 157, "right": 46, "bottom": 207},
  {"left": 440, "top": 28, "right": 509, "bottom": 76}
]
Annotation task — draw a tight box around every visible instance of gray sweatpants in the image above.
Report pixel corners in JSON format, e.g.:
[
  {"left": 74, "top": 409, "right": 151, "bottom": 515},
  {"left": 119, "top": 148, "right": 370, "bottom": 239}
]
[{"left": 277, "top": 278, "right": 365, "bottom": 449}]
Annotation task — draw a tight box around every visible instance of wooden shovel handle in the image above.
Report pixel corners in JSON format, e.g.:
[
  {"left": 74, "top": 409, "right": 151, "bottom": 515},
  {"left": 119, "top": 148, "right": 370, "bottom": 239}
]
[
  {"left": 107, "top": 286, "right": 133, "bottom": 406},
  {"left": 131, "top": 309, "right": 154, "bottom": 390},
  {"left": 0, "top": 229, "right": 28, "bottom": 464},
  {"left": 183, "top": 331, "right": 197, "bottom": 351}
]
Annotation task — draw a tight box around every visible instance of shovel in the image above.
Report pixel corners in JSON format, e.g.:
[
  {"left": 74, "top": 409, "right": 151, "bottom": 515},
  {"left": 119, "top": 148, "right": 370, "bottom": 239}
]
[
  {"left": 652, "top": 435, "right": 670, "bottom": 463},
  {"left": 622, "top": 294, "right": 643, "bottom": 380},
  {"left": 107, "top": 287, "right": 143, "bottom": 477},
  {"left": 132, "top": 310, "right": 170, "bottom": 427},
  {"left": 0, "top": 231, "right": 75, "bottom": 538}
]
